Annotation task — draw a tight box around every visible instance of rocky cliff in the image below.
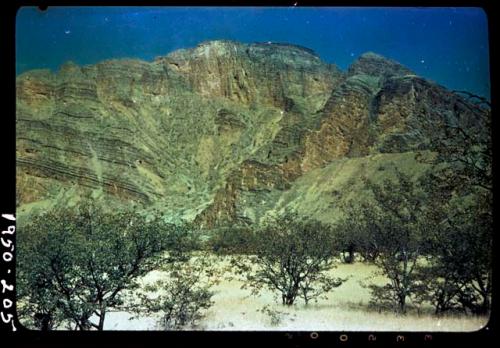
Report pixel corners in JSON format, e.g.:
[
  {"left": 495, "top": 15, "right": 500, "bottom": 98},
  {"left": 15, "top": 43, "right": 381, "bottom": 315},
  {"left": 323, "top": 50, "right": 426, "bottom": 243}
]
[{"left": 16, "top": 40, "right": 485, "bottom": 226}]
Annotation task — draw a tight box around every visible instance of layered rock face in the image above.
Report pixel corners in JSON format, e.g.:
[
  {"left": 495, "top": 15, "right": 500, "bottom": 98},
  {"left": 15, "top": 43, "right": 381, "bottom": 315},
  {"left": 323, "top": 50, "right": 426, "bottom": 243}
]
[{"left": 16, "top": 40, "right": 486, "bottom": 226}]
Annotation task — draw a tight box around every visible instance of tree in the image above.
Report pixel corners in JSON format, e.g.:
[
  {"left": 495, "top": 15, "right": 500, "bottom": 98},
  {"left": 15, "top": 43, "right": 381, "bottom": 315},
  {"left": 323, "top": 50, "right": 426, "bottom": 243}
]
[
  {"left": 422, "top": 91, "right": 491, "bottom": 193},
  {"left": 235, "top": 213, "right": 345, "bottom": 306},
  {"left": 414, "top": 91, "right": 492, "bottom": 315},
  {"left": 334, "top": 204, "right": 380, "bottom": 263},
  {"left": 345, "top": 167, "right": 427, "bottom": 314},
  {"left": 414, "top": 190, "right": 492, "bottom": 315},
  {"left": 17, "top": 202, "right": 170, "bottom": 330},
  {"left": 332, "top": 218, "right": 356, "bottom": 264},
  {"left": 17, "top": 263, "right": 64, "bottom": 331},
  {"left": 131, "top": 255, "right": 217, "bottom": 330}
]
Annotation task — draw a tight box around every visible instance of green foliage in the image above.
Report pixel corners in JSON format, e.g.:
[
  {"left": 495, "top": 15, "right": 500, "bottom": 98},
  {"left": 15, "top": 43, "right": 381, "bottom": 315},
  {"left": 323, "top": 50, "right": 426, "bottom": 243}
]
[
  {"left": 16, "top": 255, "right": 64, "bottom": 331},
  {"left": 422, "top": 96, "right": 491, "bottom": 193},
  {"left": 206, "top": 226, "right": 257, "bottom": 254},
  {"left": 331, "top": 219, "right": 356, "bottom": 264},
  {"left": 345, "top": 96, "right": 492, "bottom": 316},
  {"left": 416, "top": 192, "right": 492, "bottom": 315},
  {"left": 344, "top": 167, "right": 427, "bottom": 314},
  {"left": 17, "top": 202, "right": 170, "bottom": 330},
  {"left": 234, "top": 213, "right": 345, "bottom": 306},
  {"left": 415, "top": 97, "right": 492, "bottom": 315},
  {"left": 333, "top": 207, "right": 379, "bottom": 263},
  {"left": 162, "top": 223, "right": 202, "bottom": 261},
  {"left": 131, "top": 255, "right": 217, "bottom": 330},
  {"left": 412, "top": 263, "right": 464, "bottom": 315}
]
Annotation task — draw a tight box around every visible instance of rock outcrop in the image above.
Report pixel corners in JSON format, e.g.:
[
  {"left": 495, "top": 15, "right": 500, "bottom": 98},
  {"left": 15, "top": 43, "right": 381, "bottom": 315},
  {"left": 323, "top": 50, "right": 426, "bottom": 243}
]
[{"left": 16, "top": 40, "right": 487, "bottom": 227}]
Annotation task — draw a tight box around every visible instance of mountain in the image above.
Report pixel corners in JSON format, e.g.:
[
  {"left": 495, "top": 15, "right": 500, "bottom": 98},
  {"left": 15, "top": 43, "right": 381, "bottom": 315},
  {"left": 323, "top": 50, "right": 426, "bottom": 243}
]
[{"left": 15, "top": 40, "right": 484, "bottom": 226}]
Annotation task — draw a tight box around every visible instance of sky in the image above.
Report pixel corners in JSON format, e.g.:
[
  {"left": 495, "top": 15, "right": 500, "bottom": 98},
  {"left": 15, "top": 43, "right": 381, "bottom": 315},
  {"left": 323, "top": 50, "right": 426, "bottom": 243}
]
[{"left": 16, "top": 6, "right": 491, "bottom": 99}]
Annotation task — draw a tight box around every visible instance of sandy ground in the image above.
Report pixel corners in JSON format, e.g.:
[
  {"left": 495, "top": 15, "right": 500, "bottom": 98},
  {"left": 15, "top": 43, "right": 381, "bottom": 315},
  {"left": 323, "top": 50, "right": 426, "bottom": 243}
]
[{"left": 102, "top": 255, "right": 488, "bottom": 331}]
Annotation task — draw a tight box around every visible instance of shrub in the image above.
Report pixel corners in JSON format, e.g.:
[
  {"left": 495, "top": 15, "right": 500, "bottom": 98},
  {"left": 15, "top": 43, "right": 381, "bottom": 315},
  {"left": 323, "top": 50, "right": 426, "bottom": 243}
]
[
  {"left": 206, "top": 226, "right": 256, "bottom": 254},
  {"left": 162, "top": 223, "right": 202, "bottom": 261},
  {"left": 132, "top": 255, "right": 218, "bottom": 330},
  {"left": 257, "top": 305, "right": 294, "bottom": 326}
]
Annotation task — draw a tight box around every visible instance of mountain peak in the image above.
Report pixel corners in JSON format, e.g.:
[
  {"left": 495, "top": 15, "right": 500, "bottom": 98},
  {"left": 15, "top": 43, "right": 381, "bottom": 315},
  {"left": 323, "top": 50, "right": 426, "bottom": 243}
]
[
  {"left": 348, "top": 52, "right": 414, "bottom": 78},
  {"left": 165, "top": 40, "right": 322, "bottom": 65},
  {"left": 359, "top": 51, "right": 386, "bottom": 59},
  {"left": 251, "top": 41, "right": 319, "bottom": 57}
]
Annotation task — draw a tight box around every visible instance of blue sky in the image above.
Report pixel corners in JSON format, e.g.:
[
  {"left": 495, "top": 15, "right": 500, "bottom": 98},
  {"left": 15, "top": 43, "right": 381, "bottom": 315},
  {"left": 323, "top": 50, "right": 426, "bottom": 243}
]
[{"left": 16, "top": 6, "right": 490, "bottom": 99}]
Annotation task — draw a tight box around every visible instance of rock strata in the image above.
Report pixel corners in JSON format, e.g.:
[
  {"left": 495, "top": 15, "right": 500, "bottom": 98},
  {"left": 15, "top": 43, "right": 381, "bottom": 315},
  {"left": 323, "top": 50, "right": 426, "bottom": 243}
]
[{"left": 16, "top": 40, "right": 488, "bottom": 226}]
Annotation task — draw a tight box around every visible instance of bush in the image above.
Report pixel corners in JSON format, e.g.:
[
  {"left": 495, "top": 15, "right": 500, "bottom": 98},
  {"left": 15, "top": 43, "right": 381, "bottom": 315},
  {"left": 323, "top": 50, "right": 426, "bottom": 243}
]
[
  {"left": 257, "top": 305, "right": 295, "bottom": 326},
  {"left": 132, "top": 255, "right": 217, "bottom": 330},
  {"left": 206, "top": 226, "right": 256, "bottom": 254},
  {"left": 162, "top": 223, "right": 202, "bottom": 261}
]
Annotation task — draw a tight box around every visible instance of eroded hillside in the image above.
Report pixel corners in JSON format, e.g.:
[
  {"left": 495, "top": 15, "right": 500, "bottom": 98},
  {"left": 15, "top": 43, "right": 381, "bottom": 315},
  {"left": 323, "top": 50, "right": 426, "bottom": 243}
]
[{"left": 16, "top": 40, "right": 485, "bottom": 226}]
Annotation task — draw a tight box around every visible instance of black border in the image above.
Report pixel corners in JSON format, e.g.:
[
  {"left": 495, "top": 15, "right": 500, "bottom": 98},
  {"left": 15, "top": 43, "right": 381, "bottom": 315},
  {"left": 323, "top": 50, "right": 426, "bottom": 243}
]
[{"left": 2, "top": 1, "right": 497, "bottom": 347}]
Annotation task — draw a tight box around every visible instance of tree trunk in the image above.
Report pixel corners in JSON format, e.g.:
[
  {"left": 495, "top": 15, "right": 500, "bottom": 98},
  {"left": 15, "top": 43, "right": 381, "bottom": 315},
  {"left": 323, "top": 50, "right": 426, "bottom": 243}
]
[
  {"left": 98, "top": 310, "right": 106, "bottom": 331},
  {"left": 347, "top": 244, "right": 354, "bottom": 263},
  {"left": 399, "top": 294, "right": 407, "bottom": 314},
  {"left": 35, "top": 313, "right": 52, "bottom": 331},
  {"left": 480, "top": 295, "right": 490, "bottom": 315},
  {"left": 399, "top": 253, "right": 408, "bottom": 314},
  {"left": 283, "top": 292, "right": 295, "bottom": 306},
  {"left": 304, "top": 291, "right": 309, "bottom": 305}
]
